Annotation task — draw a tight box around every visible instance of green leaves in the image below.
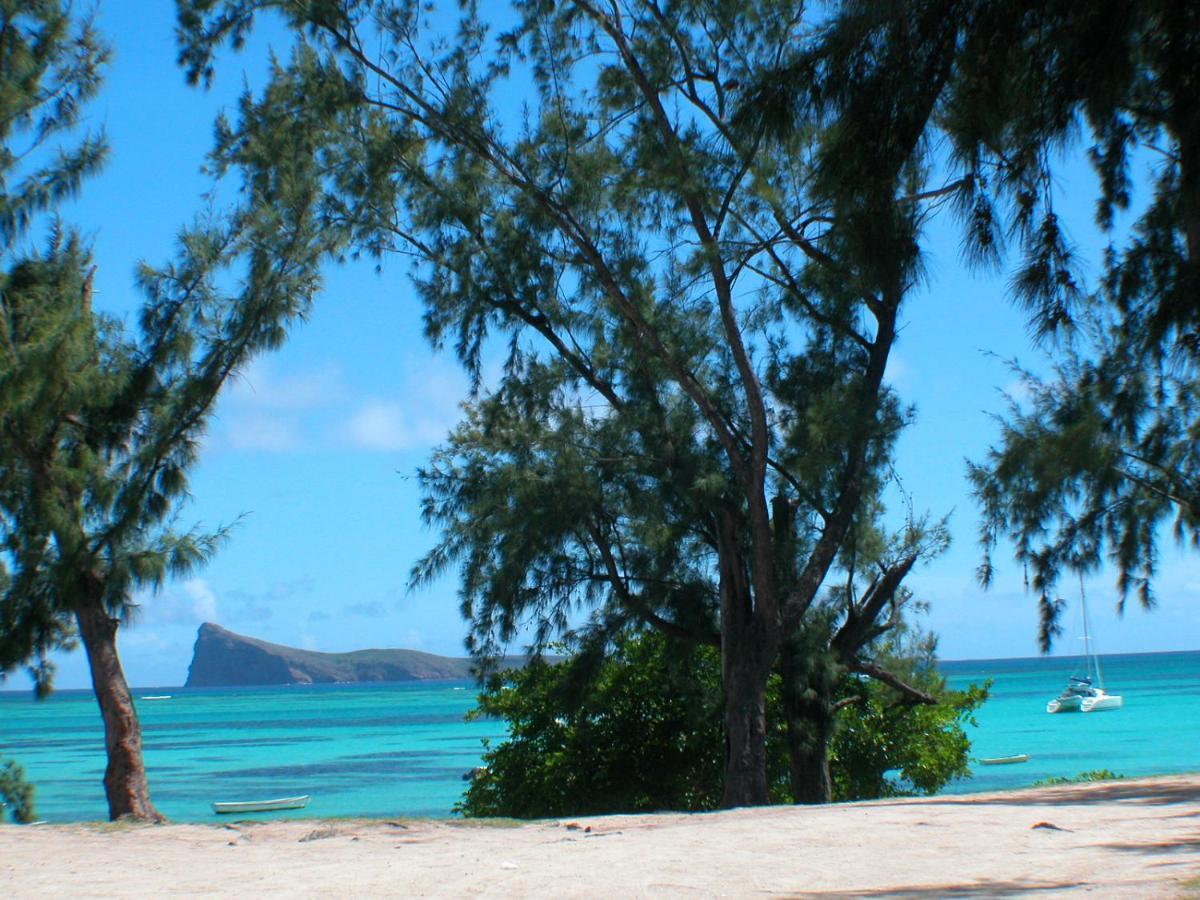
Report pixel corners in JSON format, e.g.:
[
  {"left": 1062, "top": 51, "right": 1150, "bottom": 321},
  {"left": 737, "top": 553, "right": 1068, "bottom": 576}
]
[
  {"left": 180, "top": 0, "right": 958, "bottom": 803},
  {"left": 1, "top": 4, "right": 330, "bottom": 691},
  {"left": 0, "top": 1, "right": 109, "bottom": 246},
  {"left": 831, "top": 675, "right": 987, "bottom": 801},
  {"left": 459, "top": 628, "right": 984, "bottom": 816},
  {"left": 459, "top": 632, "right": 729, "bottom": 817},
  {"left": 0, "top": 756, "right": 36, "bottom": 824}
]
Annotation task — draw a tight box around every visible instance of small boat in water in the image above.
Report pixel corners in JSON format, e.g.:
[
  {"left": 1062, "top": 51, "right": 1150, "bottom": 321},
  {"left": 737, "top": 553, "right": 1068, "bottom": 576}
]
[
  {"left": 212, "top": 795, "right": 310, "bottom": 814},
  {"left": 140, "top": 695, "right": 172, "bottom": 700},
  {"left": 1046, "top": 582, "right": 1122, "bottom": 714},
  {"left": 979, "top": 754, "right": 1030, "bottom": 765}
]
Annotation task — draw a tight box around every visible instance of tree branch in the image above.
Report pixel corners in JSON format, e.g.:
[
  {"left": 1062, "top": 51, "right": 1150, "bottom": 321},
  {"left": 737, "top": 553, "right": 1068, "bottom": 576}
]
[{"left": 850, "top": 662, "right": 935, "bottom": 705}]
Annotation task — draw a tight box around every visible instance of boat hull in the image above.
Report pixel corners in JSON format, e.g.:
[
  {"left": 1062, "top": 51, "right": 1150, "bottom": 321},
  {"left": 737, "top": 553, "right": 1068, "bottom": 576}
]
[
  {"left": 1047, "top": 691, "right": 1123, "bottom": 713},
  {"left": 212, "top": 795, "right": 310, "bottom": 814},
  {"left": 1081, "top": 694, "right": 1123, "bottom": 712},
  {"left": 1047, "top": 696, "right": 1082, "bottom": 713},
  {"left": 979, "top": 754, "right": 1030, "bottom": 765}
]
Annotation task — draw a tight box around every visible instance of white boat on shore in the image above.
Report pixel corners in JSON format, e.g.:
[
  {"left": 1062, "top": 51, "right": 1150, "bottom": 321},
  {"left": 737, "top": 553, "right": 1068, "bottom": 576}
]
[{"left": 211, "top": 795, "right": 310, "bottom": 814}]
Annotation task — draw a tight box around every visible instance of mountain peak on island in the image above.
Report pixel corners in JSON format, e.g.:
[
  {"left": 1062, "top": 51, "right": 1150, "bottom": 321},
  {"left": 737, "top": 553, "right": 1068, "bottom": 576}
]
[{"left": 185, "top": 622, "right": 482, "bottom": 687}]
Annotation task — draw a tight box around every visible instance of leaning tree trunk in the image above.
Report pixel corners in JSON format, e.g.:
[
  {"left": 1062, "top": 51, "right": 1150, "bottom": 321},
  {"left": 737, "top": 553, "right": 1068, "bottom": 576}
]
[
  {"left": 74, "top": 596, "right": 165, "bottom": 823},
  {"left": 780, "top": 638, "right": 834, "bottom": 804}
]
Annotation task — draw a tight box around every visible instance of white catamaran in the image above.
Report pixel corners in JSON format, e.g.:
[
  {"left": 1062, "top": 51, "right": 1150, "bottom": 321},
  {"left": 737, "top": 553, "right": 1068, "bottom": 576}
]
[{"left": 1046, "top": 583, "right": 1123, "bottom": 714}]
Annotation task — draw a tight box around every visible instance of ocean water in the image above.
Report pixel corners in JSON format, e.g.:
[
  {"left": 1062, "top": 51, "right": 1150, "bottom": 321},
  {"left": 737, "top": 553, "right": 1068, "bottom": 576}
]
[
  {"left": 940, "top": 650, "right": 1200, "bottom": 793},
  {"left": 1, "top": 650, "right": 1197, "bottom": 822},
  {"left": 0, "top": 681, "right": 503, "bottom": 823}
]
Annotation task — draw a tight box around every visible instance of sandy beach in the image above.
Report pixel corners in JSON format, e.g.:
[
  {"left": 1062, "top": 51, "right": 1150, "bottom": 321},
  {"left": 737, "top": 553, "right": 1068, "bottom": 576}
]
[{"left": 3, "top": 775, "right": 1198, "bottom": 897}]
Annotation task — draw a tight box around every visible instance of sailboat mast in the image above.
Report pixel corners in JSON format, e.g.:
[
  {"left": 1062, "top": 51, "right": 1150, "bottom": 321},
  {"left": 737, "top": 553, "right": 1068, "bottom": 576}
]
[{"left": 1080, "top": 572, "right": 1103, "bottom": 688}]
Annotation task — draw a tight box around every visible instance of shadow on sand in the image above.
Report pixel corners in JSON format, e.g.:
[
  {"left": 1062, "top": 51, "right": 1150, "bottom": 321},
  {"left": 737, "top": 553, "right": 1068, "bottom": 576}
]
[
  {"left": 798, "top": 779, "right": 1200, "bottom": 898},
  {"left": 872, "top": 777, "right": 1200, "bottom": 810},
  {"left": 796, "top": 882, "right": 1085, "bottom": 898}
]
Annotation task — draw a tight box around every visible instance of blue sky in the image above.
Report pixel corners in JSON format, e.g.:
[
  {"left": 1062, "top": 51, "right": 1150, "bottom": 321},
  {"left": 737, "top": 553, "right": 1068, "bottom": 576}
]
[{"left": 12, "top": 3, "right": 1197, "bottom": 690}]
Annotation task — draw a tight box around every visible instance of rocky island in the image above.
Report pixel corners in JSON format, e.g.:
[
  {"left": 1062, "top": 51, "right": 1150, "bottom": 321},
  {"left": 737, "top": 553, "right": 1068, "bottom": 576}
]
[{"left": 185, "top": 623, "right": 485, "bottom": 686}]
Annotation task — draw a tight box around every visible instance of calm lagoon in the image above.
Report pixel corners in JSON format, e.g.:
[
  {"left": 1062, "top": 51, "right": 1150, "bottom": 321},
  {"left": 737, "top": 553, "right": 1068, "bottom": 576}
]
[{"left": 2, "top": 650, "right": 1197, "bottom": 821}]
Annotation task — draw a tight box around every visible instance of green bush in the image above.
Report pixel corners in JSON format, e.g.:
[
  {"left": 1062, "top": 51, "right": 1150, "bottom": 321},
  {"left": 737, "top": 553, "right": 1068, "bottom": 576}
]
[
  {"left": 458, "top": 630, "right": 986, "bottom": 817},
  {"left": 459, "top": 635, "right": 732, "bottom": 817},
  {"left": 831, "top": 676, "right": 988, "bottom": 800},
  {"left": 1033, "top": 769, "right": 1126, "bottom": 787},
  {"left": 0, "top": 758, "right": 36, "bottom": 824}
]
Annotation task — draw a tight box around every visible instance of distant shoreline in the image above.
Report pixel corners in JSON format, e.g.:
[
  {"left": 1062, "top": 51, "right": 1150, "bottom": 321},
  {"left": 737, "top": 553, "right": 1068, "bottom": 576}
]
[
  {"left": 940, "top": 646, "right": 1200, "bottom": 665},
  {"left": 4, "top": 648, "right": 1195, "bottom": 696},
  {"left": 3, "top": 775, "right": 1198, "bottom": 897}
]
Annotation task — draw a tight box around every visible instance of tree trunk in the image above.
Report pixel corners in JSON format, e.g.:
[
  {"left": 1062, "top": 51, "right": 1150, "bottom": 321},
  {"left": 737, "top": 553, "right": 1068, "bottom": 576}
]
[
  {"left": 720, "top": 646, "right": 769, "bottom": 808},
  {"left": 74, "top": 598, "right": 165, "bottom": 823},
  {"left": 717, "top": 505, "right": 772, "bottom": 808},
  {"left": 781, "top": 634, "right": 834, "bottom": 804},
  {"left": 782, "top": 693, "right": 833, "bottom": 804}
]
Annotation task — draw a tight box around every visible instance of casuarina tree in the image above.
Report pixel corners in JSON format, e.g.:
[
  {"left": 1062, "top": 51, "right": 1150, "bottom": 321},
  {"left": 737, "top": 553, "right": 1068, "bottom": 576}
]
[
  {"left": 944, "top": 0, "right": 1200, "bottom": 642},
  {"left": 177, "top": 0, "right": 977, "bottom": 805},
  {"left": 0, "top": 3, "right": 329, "bottom": 820},
  {"left": 741, "top": 0, "right": 1200, "bottom": 643},
  {"left": 0, "top": 0, "right": 108, "bottom": 688}
]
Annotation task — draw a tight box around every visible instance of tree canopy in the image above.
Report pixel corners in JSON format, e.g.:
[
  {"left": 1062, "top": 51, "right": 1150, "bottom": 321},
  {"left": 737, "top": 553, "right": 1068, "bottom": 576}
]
[
  {"left": 1, "top": 0, "right": 331, "bottom": 820},
  {"left": 941, "top": 0, "right": 1200, "bottom": 643},
  {"left": 459, "top": 627, "right": 984, "bottom": 817},
  {"left": 740, "top": 0, "right": 1200, "bottom": 644},
  {"left": 0, "top": 0, "right": 108, "bottom": 246},
  {"left": 177, "top": 0, "right": 967, "bottom": 805},
  {"left": 1, "top": 0, "right": 109, "bottom": 690},
  {"left": 955, "top": 3, "right": 1200, "bottom": 643}
]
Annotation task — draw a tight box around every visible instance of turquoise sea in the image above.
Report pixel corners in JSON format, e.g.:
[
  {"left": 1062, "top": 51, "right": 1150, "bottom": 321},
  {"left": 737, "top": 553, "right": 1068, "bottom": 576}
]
[
  {"left": 1, "top": 650, "right": 1197, "bottom": 822},
  {"left": 940, "top": 650, "right": 1200, "bottom": 793}
]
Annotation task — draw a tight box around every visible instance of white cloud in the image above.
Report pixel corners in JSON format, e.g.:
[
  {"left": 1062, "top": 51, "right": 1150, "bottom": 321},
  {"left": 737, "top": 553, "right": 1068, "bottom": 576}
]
[
  {"left": 214, "top": 354, "right": 470, "bottom": 455},
  {"left": 225, "top": 414, "right": 305, "bottom": 452},
  {"left": 227, "top": 359, "right": 346, "bottom": 412},
  {"left": 134, "top": 578, "right": 219, "bottom": 628},
  {"left": 182, "top": 579, "right": 220, "bottom": 622},
  {"left": 343, "top": 396, "right": 461, "bottom": 451},
  {"left": 342, "top": 357, "right": 469, "bottom": 452},
  {"left": 884, "top": 351, "right": 911, "bottom": 388},
  {"left": 344, "top": 400, "right": 413, "bottom": 450},
  {"left": 213, "top": 360, "right": 347, "bottom": 453},
  {"left": 345, "top": 400, "right": 460, "bottom": 453}
]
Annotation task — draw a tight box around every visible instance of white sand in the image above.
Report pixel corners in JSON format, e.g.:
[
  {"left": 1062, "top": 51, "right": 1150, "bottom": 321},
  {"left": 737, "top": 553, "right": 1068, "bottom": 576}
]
[{"left": 3, "top": 775, "right": 1199, "bottom": 897}]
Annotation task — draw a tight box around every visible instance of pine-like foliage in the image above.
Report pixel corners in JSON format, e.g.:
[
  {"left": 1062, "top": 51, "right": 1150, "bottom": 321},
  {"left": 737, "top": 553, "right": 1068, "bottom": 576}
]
[
  {"left": 1, "top": 3, "right": 330, "bottom": 694},
  {"left": 178, "top": 0, "right": 963, "bottom": 805},
  {"left": 0, "top": 0, "right": 108, "bottom": 245},
  {"left": 0, "top": 0, "right": 109, "bottom": 690},
  {"left": 2, "top": 2, "right": 330, "bottom": 821},
  {"left": 742, "top": 0, "right": 1200, "bottom": 646},
  {"left": 0, "top": 220, "right": 320, "bottom": 692},
  {"left": 944, "top": 1, "right": 1200, "bottom": 645}
]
